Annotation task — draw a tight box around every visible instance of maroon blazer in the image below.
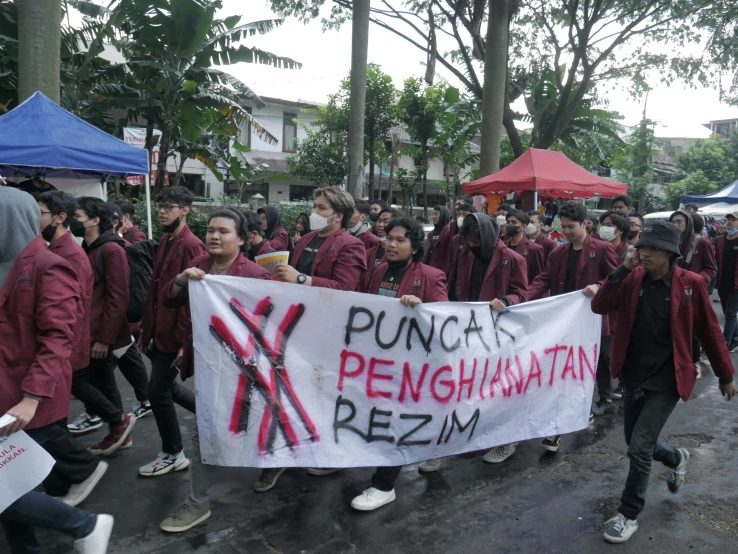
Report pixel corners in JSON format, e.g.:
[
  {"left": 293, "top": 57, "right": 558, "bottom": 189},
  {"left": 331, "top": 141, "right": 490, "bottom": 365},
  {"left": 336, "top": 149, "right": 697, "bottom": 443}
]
[
  {"left": 50, "top": 232, "right": 92, "bottom": 370},
  {"left": 533, "top": 233, "right": 557, "bottom": 266},
  {"left": 715, "top": 235, "right": 738, "bottom": 289},
  {"left": 679, "top": 233, "right": 716, "bottom": 284},
  {"left": 424, "top": 224, "right": 452, "bottom": 276},
  {"left": 362, "top": 243, "right": 385, "bottom": 292},
  {"left": 87, "top": 240, "right": 131, "bottom": 350},
  {"left": 455, "top": 241, "right": 528, "bottom": 305},
  {"left": 164, "top": 253, "right": 272, "bottom": 380},
  {"left": 358, "top": 229, "right": 382, "bottom": 251},
  {"left": 506, "top": 235, "right": 544, "bottom": 284},
  {"left": 368, "top": 261, "right": 448, "bottom": 302},
  {"left": 592, "top": 265, "right": 734, "bottom": 401},
  {"left": 0, "top": 237, "right": 79, "bottom": 430},
  {"left": 528, "top": 235, "right": 620, "bottom": 335},
  {"left": 141, "top": 225, "right": 207, "bottom": 353},
  {"left": 290, "top": 229, "right": 366, "bottom": 291},
  {"left": 123, "top": 225, "right": 147, "bottom": 244},
  {"left": 265, "top": 227, "right": 291, "bottom": 252}
]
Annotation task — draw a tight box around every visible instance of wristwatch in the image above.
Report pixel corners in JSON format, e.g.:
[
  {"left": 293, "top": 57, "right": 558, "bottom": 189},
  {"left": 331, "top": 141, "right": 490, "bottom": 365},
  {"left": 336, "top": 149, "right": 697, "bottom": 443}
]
[{"left": 297, "top": 273, "right": 307, "bottom": 284}]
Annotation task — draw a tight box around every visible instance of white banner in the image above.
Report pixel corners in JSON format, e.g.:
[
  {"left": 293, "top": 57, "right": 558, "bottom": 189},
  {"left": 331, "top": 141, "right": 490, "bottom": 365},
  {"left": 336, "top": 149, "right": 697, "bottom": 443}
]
[
  {"left": 190, "top": 279, "right": 601, "bottom": 468},
  {"left": 0, "top": 418, "right": 56, "bottom": 513},
  {"left": 123, "top": 128, "right": 165, "bottom": 186}
]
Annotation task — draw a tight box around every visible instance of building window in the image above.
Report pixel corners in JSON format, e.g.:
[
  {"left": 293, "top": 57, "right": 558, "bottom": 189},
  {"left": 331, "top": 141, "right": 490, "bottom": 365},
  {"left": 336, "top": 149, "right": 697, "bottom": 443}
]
[{"left": 283, "top": 113, "right": 297, "bottom": 153}]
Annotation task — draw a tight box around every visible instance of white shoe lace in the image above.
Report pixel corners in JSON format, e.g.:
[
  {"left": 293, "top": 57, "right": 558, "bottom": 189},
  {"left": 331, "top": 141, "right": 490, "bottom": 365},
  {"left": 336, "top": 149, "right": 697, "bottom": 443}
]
[
  {"left": 72, "top": 413, "right": 90, "bottom": 426},
  {"left": 609, "top": 515, "right": 626, "bottom": 534}
]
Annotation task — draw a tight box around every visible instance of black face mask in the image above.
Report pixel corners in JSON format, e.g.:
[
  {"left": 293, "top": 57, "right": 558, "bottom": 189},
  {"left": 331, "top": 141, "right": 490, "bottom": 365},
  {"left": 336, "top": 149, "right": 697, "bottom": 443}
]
[
  {"left": 41, "top": 222, "right": 57, "bottom": 243},
  {"left": 506, "top": 224, "right": 521, "bottom": 236},
  {"left": 71, "top": 220, "right": 87, "bottom": 238},
  {"left": 627, "top": 229, "right": 640, "bottom": 241},
  {"left": 369, "top": 212, "right": 379, "bottom": 223},
  {"left": 469, "top": 245, "right": 482, "bottom": 258},
  {"left": 162, "top": 215, "right": 182, "bottom": 234}
]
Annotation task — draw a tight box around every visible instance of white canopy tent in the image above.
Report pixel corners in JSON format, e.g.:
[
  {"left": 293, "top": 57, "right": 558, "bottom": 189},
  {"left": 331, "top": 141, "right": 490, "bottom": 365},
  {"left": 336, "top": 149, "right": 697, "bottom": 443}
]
[{"left": 645, "top": 202, "right": 738, "bottom": 220}]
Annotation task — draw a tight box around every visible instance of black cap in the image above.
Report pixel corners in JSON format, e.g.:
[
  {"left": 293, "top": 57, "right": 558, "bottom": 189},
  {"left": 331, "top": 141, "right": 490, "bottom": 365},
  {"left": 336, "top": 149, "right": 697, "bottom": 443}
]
[
  {"left": 106, "top": 202, "right": 122, "bottom": 222},
  {"left": 635, "top": 220, "right": 681, "bottom": 256}
]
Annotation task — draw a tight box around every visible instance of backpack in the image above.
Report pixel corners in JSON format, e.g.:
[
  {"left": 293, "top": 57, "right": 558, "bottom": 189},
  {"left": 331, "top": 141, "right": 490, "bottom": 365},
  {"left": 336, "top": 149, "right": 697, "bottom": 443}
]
[{"left": 95, "top": 240, "right": 158, "bottom": 323}]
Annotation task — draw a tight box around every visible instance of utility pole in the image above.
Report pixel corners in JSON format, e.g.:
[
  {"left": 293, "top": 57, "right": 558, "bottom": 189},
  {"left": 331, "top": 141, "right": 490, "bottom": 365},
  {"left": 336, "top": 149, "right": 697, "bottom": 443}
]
[{"left": 347, "top": 0, "right": 370, "bottom": 198}]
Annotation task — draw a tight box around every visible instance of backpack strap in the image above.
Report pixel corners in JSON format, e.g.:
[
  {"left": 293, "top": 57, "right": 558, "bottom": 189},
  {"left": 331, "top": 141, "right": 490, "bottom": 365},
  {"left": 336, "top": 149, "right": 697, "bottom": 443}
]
[{"left": 684, "top": 235, "right": 702, "bottom": 265}]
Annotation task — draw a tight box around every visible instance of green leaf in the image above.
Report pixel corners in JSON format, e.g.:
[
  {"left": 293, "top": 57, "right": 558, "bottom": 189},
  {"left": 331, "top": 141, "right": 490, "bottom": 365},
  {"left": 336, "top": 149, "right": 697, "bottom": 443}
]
[{"left": 183, "top": 80, "right": 197, "bottom": 93}]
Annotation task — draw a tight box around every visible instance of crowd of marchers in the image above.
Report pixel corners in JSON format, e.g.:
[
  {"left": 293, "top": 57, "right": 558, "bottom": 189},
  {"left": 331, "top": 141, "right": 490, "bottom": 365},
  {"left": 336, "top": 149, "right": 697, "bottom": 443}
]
[{"left": 0, "top": 183, "right": 735, "bottom": 552}]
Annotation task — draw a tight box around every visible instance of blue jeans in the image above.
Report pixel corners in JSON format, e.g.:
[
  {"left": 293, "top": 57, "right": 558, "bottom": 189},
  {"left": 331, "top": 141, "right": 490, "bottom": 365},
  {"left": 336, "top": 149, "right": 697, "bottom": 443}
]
[
  {"left": 719, "top": 288, "right": 738, "bottom": 344},
  {"left": 1, "top": 491, "right": 96, "bottom": 554},
  {"left": 618, "top": 388, "right": 680, "bottom": 521}
]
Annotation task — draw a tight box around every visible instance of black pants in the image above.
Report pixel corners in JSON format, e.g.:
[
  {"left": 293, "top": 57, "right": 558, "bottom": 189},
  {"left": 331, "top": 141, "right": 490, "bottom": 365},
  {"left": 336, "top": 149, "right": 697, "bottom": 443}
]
[
  {"left": 692, "top": 335, "right": 701, "bottom": 364},
  {"left": 116, "top": 344, "right": 149, "bottom": 403},
  {"left": 71, "top": 354, "right": 123, "bottom": 426},
  {"left": 619, "top": 388, "right": 680, "bottom": 520},
  {"left": 148, "top": 348, "right": 196, "bottom": 455},
  {"left": 596, "top": 335, "right": 613, "bottom": 403},
  {"left": 371, "top": 466, "right": 402, "bottom": 492},
  {"left": 27, "top": 421, "right": 99, "bottom": 497}
]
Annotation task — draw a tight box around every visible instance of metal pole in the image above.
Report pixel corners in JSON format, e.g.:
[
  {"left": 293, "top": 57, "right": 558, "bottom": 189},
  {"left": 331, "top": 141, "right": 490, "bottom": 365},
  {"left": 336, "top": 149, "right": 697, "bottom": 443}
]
[{"left": 144, "top": 174, "right": 153, "bottom": 240}]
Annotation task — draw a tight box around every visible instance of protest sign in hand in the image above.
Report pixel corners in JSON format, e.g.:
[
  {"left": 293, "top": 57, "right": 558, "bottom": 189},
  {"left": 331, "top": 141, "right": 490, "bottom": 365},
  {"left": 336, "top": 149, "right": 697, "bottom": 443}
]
[
  {"left": 254, "top": 251, "right": 290, "bottom": 281},
  {"left": 0, "top": 415, "right": 56, "bottom": 513},
  {"left": 189, "top": 279, "right": 601, "bottom": 468}
]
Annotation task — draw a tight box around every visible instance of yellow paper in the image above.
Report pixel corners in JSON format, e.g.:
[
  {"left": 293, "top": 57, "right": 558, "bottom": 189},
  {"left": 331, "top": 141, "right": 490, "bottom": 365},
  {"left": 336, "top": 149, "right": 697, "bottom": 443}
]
[{"left": 255, "top": 250, "right": 290, "bottom": 281}]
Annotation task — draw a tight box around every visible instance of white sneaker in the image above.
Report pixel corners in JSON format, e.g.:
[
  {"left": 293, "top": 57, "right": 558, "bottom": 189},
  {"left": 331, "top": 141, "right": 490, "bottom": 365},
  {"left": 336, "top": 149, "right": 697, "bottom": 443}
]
[
  {"left": 351, "top": 488, "right": 396, "bottom": 511},
  {"left": 482, "top": 444, "right": 517, "bottom": 464},
  {"left": 68, "top": 413, "right": 103, "bottom": 435},
  {"left": 138, "top": 451, "right": 190, "bottom": 477},
  {"left": 418, "top": 459, "right": 441, "bottom": 472},
  {"left": 603, "top": 513, "right": 638, "bottom": 543},
  {"left": 74, "top": 514, "right": 113, "bottom": 554},
  {"left": 62, "top": 461, "right": 109, "bottom": 507}
]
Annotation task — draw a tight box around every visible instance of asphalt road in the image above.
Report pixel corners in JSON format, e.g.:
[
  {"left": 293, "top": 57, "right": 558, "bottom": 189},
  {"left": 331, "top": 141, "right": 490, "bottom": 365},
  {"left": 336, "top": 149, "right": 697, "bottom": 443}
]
[{"left": 14, "top": 297, "right": 738, "bottom": 554}]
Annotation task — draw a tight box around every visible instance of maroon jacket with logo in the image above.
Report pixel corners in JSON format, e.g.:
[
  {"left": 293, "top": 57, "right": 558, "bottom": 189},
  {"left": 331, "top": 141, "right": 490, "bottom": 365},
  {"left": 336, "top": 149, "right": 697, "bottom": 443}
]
[
  {"left": 368, "top": 261, "right": 448, "bottom": 302},
  {"left": 454, "top": 241, "right": 528, "bottom": 304},
  {"left": 505, "top": 235, "right": 544, "bottom": 284},
  {"left": 86, "top": 239, "right": 131, "bottom": 350},
  {"left": 163, "top": 253, "right": 272, "bottom": 380},
  {"left": 0, "top": 237, "right": 79, "bottom": 429},
  {"left": 123, "top": 225, "right": 147, "bottom": 244},
  {"left": 533, "top": 233, "right": 557, "bottom": 266},
  {"left": 679, "top": 233, "right": 717, "bottom": 285},
  {"left": 357, "top": 228, "right": 382, "bottom": 251},
  {"left": 50, "top": 231, "right": 92, "bottom": 370},
  {"left": 141, "top": 225, "right": 207, "bottom": 353},
  {"left": 362, "top": 242, "right": 385, "bottom": 292},
  {"left": 423, "top": 224, "right": 452, "bottom": 277},
  {"left": 715, "top": 235, "right": 738, "bottom": 289},
  {"left": 290, "top": 229, "right": 366, "bottom": 291},
  {"left": 592, "top": 265, "right": 734, "bottom": 401},
  {"left": 527, "top": 235, "right": 620, "bottom": 335}
]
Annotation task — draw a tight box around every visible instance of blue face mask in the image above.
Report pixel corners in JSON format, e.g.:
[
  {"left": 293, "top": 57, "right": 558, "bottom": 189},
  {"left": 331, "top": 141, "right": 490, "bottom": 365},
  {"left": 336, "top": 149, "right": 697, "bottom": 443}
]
[{"left": 728, "top": 227, "right": 738, "bottom": 236}]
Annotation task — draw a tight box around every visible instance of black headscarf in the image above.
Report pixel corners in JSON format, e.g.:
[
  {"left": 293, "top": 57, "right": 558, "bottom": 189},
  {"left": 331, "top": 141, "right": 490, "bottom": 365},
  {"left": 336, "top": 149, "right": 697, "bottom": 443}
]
[
  {"left": 296, "top": 212, "right": 311, "bottom": 234},
  {"left": 433, "top": 206, "right": 451, "bottom": 234},
  {"left": 462, "top": 213, "right": 500, "bottom": 263},
  {"left": 258, "top": 205, "right": 284, "bottom": 240}
]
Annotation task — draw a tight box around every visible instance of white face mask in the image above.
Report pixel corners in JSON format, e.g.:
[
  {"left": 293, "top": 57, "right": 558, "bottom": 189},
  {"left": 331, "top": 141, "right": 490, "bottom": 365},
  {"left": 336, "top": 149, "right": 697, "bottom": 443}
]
[
  {"left": 599, "top": 225, "right": 617, "bottom": 242},
  {"left": 348, "top": 220, "right": 362, "bottom": 234},
  {"left": 457, "top": 216, "right": 465, "bottom": 228},
  {"left": 525, "top": 223, "right": 537, "bottom": 235},
  {"left": 496, "top": 215, "right": 506, "bottom": 226},
  {"left": 310, "top": 212, "right": 334, "bottom": 232}
]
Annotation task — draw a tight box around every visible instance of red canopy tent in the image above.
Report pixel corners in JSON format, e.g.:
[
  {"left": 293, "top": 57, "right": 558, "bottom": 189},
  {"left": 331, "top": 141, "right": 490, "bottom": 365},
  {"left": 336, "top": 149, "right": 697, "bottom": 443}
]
[{"left": 462, "top": 148, "right": 628, "bottom": 199}]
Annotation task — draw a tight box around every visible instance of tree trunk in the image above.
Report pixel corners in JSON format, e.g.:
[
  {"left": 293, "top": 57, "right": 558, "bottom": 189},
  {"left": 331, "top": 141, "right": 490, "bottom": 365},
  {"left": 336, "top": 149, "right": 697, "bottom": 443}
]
[
  {"left": 18, "top": 0, "right": 62, "bottom": 103},
  {"left": 445, "top": 162, "right": 451, "bottom": 210},
  {"left": 348, "top": 0, "right": 370, "bottom": 198},
  {"left": 368, "top": 129, "right": 375, "bottom": 200},
  {"left": 422, "top": 145, "right": 429, "bottom": 219},
  {"left": 156, "top": 128, "right": 171, "bottom": 193},
  {"left": 387, "top": 157, "right": 395, "bottom": 204},
  {"left": 479, "top": 0, "right": 509, "bottom": 176}
]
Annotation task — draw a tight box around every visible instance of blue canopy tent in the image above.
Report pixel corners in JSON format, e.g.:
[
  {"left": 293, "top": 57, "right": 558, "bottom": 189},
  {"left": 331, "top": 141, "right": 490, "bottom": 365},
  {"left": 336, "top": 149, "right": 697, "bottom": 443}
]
[
  {"left": 681, "top": 180, "right": 738, "bottom": 206},
  {"left": 0, "top": 92, "right": 152, "bottom": 237}
]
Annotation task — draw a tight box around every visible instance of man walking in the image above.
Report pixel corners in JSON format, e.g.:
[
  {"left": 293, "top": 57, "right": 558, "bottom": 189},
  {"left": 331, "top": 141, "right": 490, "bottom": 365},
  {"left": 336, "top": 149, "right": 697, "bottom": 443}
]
[{"left": 591, "top": 220, "right": 735, "bottom": 543}]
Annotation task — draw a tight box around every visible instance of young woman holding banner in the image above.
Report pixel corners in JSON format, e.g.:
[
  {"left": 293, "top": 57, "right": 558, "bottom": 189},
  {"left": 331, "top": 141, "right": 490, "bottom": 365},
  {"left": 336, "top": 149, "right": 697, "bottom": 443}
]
[
  {"left": 157, "top": 209, "right": 271, "bottom": 534},
  {"left": 351, "top": 216, "right": 448, "bottom": 511}
]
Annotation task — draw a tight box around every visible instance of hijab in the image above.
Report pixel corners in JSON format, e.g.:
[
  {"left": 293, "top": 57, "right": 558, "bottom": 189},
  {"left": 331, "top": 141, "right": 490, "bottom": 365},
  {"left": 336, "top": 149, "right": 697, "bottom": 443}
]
[{"left": 0, "top": 187, "right": 41, "bottom": 289}]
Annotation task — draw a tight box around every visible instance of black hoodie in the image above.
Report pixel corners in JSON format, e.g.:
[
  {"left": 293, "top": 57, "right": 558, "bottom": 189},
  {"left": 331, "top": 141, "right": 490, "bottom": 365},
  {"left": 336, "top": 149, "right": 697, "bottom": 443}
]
[
  {"left": 669, "top": 208, "right": 695, "bottom": 261},
  {"left": 433, "top": 206, "right": 451, "bottom": 235},
  {"left": 467, "top": 213, "right": 500, "bottom": 301},
  {"left": 258, "top": 205, "right": 285, "bottom": 240}
]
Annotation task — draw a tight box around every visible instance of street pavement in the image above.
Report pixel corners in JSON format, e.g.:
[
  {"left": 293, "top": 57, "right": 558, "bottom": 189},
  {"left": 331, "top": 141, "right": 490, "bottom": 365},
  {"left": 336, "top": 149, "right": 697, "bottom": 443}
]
[{"left": 13, "top": 298, "right": 738, "bottom": 554}]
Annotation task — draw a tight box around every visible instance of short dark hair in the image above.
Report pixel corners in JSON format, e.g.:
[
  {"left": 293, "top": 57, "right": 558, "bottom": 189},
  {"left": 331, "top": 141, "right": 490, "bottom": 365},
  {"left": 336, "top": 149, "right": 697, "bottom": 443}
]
[
  {"left": 415, "top": 216, "right": 427, "bottom": 224},
  {"left": 460, "top": 215, "right": 481, "bottom": 239},
  {"left": 155, "top": 185, "right": 195, "bottom": 208},
  {"left": 613, "top": 195, "right": 633, "bottom": 208},
  {"left": 385, "top": 216, "right": 426, "bottom": 262},
  {"left": 458, "top": 203, "right": 477, "bottom": 214},
  {"left": 685, "top": 203, "right": 699, "bottom": 212},
  {"left": 114, "top": 200, "right": 135, "bottom": 218},
  {"left": 355, "top": 201, "right": 371, "bottom": 216},
  {"left": 528, "top": 210, "right": 542, "bottom": 223},
  {"left": 77, "top": 197, "right": 113, "bottom": 231},
  {"left": 498, "top": 203, "right": 512, "bottom": 212},
  {"left": 558, "top": 202, "right": 588, "bottom": 224},
  {"left": 379, "top": 207, "right": 405, "bottom": 219},
  {"left": 629, "top": 212, "right": 644, "bottom": 226},
  {"left": 209, "top": 209, "right": 249, "bottom": 252},
  {"left": 370, "top": 199, "right": 387, "bottom": 209},
  {"left": 37, "top": 191, "right": 76, "bottom": 228},
  {"left": 241, "top": 210, "right": 263, "bottom": 235},
  {"left": 456, "top": 194, "right": 471, "bottom": 203},
  {"left": 506, "top": 209, "right": 530, "bottom": 226},
  {"left": 599, "top": 210, "right": 629, "bottom": 234},
  {"left": 692, "top": 213, "right": 705, "bottom": 234}
]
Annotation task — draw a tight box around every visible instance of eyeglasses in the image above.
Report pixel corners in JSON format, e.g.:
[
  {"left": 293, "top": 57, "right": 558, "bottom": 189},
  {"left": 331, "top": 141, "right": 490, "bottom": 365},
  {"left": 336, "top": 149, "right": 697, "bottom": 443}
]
[
  {"left": 39, "top": 211, "right": 53, "bottom": 216},
  {"left": 157, "top": 204, "right": 182, "bottom": 213},
  {"left": 630, "top": 223, "right": 642, "bottom": 228}
]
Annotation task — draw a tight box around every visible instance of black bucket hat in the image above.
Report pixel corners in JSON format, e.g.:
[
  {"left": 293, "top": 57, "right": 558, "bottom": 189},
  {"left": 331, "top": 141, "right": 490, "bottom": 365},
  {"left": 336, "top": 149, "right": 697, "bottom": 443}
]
[{"left": 635, "top": 220, "right": 681, "bottom": 256}]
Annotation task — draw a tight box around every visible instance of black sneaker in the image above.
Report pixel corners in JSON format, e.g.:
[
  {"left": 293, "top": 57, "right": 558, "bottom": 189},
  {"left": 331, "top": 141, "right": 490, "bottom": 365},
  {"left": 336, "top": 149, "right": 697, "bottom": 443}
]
[
  {"left": 612, "top": 384, "right": 624, "bottom": 400},
  {"left": 541, "top": 436, "right": 560, "bottom": 452},
  {"left": 68, "top": 412, "right": 103, "bottom": 434},
  {"left": 131, "top": 402, "right": 152, "bottom": 419},
  {"left": 728, "top": 340, "right": 738, "bottom": 353}
]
